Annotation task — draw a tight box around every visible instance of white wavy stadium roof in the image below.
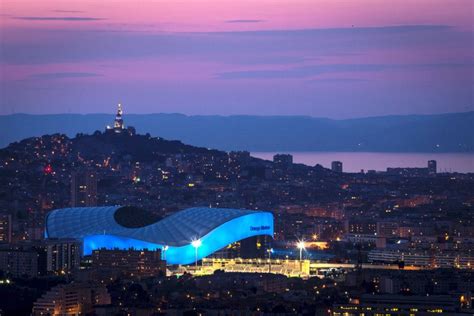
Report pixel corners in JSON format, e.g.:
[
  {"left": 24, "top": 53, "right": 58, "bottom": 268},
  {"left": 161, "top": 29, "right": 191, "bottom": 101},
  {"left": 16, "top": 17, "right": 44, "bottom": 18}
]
[{"left": 46, "top": 206, "right": 266, "bottom": 247}]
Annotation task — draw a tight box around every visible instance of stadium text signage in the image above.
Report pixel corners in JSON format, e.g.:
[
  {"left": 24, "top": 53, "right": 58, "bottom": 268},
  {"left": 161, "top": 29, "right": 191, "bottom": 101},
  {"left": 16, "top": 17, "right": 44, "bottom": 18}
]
[{"left": 250, "top": 225, "right": 271, "bottom": 231}]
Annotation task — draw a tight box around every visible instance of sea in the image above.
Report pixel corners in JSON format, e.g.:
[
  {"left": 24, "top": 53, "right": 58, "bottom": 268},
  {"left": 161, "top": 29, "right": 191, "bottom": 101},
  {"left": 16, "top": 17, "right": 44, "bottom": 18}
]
[{"left": 251, "top": 152, "right": 474, "bottom": 174}]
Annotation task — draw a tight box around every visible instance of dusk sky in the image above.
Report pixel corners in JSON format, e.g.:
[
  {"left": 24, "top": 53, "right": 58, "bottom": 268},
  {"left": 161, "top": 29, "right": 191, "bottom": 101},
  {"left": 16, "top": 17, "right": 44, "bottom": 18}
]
[{"left": 0, "top": 0, "right": 473, "bottom": 118}]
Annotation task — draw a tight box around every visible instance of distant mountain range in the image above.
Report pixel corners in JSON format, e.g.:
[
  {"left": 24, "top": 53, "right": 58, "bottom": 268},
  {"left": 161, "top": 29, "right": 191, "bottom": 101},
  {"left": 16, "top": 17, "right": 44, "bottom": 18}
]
[{"left": 1, "top": 112, "right": 473, "bottom": 152}]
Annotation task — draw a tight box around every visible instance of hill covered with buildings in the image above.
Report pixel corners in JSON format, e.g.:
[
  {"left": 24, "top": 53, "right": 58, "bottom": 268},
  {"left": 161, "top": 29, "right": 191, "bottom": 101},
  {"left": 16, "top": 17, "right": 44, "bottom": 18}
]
[{"left": 0, "top": 106, "right": 473, "bottom": 315}]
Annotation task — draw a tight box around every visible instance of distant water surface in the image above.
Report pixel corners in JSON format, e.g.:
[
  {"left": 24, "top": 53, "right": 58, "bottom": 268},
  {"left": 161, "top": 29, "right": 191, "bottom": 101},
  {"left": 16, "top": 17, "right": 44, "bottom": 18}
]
[{"left": 251, "top": 152, "right": 474, "bottom": 173}]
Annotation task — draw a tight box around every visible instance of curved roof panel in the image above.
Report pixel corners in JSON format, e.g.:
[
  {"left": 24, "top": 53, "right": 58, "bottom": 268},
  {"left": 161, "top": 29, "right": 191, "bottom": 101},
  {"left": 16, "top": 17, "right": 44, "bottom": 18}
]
[{"left": 46, "top": 206, "right": 274, "bottom": 264}]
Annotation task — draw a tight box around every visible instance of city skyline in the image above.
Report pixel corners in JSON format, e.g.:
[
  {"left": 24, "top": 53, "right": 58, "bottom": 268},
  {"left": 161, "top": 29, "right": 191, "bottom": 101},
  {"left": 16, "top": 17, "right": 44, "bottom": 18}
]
[
  {"left": 1, "top": 0, "right": 473, "bottom": 118},
  {"left": 1, "top": 2, "right": 473, "bottom": 314},
  {"left": 0, "top": 104, "right": 473, "bottom": 315}
]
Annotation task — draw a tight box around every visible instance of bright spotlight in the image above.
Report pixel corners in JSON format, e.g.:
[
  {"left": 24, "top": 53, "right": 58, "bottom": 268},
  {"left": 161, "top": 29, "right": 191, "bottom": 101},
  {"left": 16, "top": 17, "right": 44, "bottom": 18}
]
[
  {"left": 191, "top": 239, "right": 202, "bottom": 248},
  {"left": 297, "top": 240, "right": 305, "bottom": 250},
  {"left": 191, "top": 239, "right": 202, "bottom": 269},
  {"left": 297, "top": 240, "right": 305, "bottom": 262}
]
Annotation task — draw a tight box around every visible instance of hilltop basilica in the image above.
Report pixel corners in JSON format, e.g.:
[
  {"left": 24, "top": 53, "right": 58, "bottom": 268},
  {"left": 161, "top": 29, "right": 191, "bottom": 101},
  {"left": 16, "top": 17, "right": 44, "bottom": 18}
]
[{"left": 105, "top": 103, "right": 136, "bottom": 136}]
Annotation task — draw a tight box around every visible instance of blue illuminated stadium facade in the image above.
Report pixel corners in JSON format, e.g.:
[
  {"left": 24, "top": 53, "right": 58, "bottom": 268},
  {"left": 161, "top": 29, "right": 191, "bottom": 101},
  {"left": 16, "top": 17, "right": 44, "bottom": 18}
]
[{"left": 45, "top": 206, "right": 274, "bottom": 265}]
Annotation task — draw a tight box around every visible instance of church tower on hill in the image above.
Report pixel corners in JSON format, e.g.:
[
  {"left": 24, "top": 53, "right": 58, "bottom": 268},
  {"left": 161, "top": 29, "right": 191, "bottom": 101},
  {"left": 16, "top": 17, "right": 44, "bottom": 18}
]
[
  {"left": 105, "top": 103, "right": 136, "bottom": 135},
  {"left": 113, "top": 103, "right": 124, "bottom": 132}
]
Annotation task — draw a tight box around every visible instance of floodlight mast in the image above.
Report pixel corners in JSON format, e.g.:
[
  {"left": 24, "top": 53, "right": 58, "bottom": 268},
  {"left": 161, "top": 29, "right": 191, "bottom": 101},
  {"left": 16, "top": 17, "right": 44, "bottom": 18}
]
[{"left": 191, "top": 239, "right": 202, "bottom": 268}]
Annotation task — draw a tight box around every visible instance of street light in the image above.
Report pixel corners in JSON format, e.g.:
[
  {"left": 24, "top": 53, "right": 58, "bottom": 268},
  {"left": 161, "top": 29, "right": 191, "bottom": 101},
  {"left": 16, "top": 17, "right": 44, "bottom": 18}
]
[
  {"left": 297, "top": 240, "right": 305, "bottom": 275},
  {"left": 267, "top": 248, "right": 274, "bottom": 273},
  {"left": 162, "top": 245, "right": 169, "bottom": 260},
  {"left": 191, "top": 239, "right": 202, "bottom": 269},
  {"left": 297, "top": 240, "right": 305, "bottom": 261},
  {"left": 267, "top": 248, "right": 274, "bottom": 259}
]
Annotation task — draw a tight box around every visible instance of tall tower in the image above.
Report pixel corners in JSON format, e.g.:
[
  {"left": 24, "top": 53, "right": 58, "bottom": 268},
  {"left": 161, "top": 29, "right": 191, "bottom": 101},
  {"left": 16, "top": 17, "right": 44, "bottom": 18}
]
[
  {"left": 428, "top": 160, "right": 437, "bottom": 174},
  {"left": 0, "top": 214, "right": 12, "bottom": 243},
  {"left": 331, "top": 161, "right": 343, "bottom": 173},
  {"left": 71, "top": 171, "right": 98, "bottom": 207},
  {"left": 113, "top": 103, "right": 124, "bottom": 132}
]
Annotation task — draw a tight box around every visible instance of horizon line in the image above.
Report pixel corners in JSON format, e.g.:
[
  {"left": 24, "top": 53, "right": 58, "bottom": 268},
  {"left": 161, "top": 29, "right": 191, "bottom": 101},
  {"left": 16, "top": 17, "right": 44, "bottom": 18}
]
[{"left": 1, "top": 110, "right": 472, "bottom": 121}]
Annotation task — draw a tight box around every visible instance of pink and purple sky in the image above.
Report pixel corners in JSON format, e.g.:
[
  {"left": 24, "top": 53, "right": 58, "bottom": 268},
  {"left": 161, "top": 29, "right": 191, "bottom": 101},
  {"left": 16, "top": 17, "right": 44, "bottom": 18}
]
[{"left": 0, "top": 0, "right": 472, "bottom": 118}]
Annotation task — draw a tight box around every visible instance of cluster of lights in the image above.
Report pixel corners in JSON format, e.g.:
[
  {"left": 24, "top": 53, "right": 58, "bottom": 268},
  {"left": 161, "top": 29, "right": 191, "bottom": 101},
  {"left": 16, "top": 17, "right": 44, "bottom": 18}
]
[
  {"left": 44, "top": 164, "right": 53, "bottom": 174},
  {"left": 131, "top": 175, "right": 141, "bottom": 183}
]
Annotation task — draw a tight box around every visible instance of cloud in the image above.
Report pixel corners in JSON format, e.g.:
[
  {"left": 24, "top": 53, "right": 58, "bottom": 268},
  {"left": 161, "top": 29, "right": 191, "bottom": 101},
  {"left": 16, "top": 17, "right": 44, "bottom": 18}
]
[
  {"left": 215, "top": 63, "right": 471, "bottom": 80},
  {"left": 225, "top": 19, "right": 264, "bottom": 23},
  {"left": 0, "top": 24, "right": 469, "bottom": 66},
  {"left": 29, "top": 72, "right": 102, "bottom": 79},
  {"left": 216, "top": 64, "right": 389, "bottom": 79},
  {"left": 221, "top": 24, "right": 450, "bottom": 36},
  {"left": 13, "top": 16, "right": 104, "bottom": 21},
  {"left": 310, "top": 78, "right": 371, "bottom": 83},
  {"left": 53, "top": 10, "right": 85, "bottom": 13}
]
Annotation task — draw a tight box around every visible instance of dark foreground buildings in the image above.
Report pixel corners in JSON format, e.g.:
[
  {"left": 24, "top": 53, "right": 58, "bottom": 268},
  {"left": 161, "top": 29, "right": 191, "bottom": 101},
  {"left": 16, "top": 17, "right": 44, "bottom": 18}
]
[{"left": 0, "top": 238, "right": 81, "bottom": 278}]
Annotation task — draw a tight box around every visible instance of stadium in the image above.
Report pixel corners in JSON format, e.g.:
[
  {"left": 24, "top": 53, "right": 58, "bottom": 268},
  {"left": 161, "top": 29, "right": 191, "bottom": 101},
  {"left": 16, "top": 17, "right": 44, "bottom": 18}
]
[{"left": 45, "top": 206, "right": 274, "bottom": 265}]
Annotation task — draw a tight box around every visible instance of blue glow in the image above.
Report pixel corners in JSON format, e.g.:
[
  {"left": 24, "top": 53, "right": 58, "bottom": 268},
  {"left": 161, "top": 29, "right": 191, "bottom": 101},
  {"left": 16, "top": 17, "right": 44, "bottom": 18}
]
[{"left": 81, "top": 212, "right": 273, "bottom": 265}]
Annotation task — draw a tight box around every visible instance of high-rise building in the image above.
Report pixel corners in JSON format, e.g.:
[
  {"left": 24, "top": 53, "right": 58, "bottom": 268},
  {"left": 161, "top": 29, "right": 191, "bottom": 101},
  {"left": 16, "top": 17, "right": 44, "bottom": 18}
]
[
  {"left": 91, "top": 248, "right": 166, "bottom": 277},
  {"left": 376, "top": 221, "right": 399, "bottom": 237},
  {"left": 331, "top": 161, "right": 343, "bottom": 173},
  {"left": 0, "top": 247, "right": 40, "bottom": 278},
  {"left": 71, "top": 171, "right": 97, "bottom": 207},
  {"left": 240, "top": 235, "right": 271, "bottom": 259},
  {"left": 346, "top": 220, "right": 377, "bottom": 234},
  {"left": 0, "top": 239, "right": 81, "bottom": 277},
  {"left": 40, "top": 238, "right": 82, "bottom": 274},
  {"left": 32, "top": 283, "right": 111, "bottom": 316},
  {"left": 428, "top": 160, "right": 437, "bottom": 174},
  {"left": 0, "top": 214, "right": 12, "bottom": 243},
  {"left": 273, "top": 154, "right": 293, "bottom": 168}
]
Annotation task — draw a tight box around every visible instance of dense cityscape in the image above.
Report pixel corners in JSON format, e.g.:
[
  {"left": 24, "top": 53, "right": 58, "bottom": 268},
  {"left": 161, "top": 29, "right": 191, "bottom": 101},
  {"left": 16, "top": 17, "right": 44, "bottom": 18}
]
[
  {"left": 0, "top": 106, "right": 472, "bottom": 315},
  {"left": 3, "top": 0, "right": 474, "bottom": 313}
]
